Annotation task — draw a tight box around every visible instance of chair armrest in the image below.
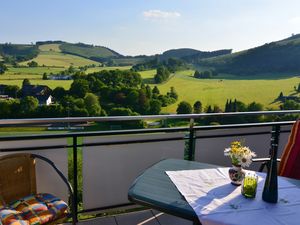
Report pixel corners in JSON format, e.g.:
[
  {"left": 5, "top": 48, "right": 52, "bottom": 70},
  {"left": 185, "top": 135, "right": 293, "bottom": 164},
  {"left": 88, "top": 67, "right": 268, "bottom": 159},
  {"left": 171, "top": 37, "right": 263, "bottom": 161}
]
[
  {"left": 252, "top": 158, "right": 281, "bottom": 172},
  {"left": 30, "top": 154, "right": 76, "bottom": 225}
]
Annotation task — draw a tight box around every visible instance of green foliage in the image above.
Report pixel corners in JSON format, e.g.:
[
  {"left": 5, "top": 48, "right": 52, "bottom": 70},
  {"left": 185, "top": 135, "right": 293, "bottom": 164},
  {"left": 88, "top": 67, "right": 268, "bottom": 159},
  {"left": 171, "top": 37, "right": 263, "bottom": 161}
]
[
  {"left": 110, "top": 107, "right": 136, "bottom": 116},
  {"left": 88, "top": 69, "right": 142, "bottom": 88},
  {"left": 20, "top": 96, "right": 39, "bottom": 116},
  {"left": 132, "top": 57, "right": 187, "bottom": 74},
  {"left": 42, "top": 73, "right": 48, "bottom": 80},
  {"left": 4, "top": 85, "right": 20, "bottom": 98},
  {"left": 0, "top": 43, "right": 39, "bottom": 62},
  {"left": 280, "top": 100, "right": 300, "bottom": 110},
  {"left": 149, "top": 99, "right": 162, "bottom": 115},
  {"left": 168, "top": 87, "right": 178, "bottom": 100},
  {"left": 69, "top": 79, "right": 90, "bottom": 98},
  {"left": 22, "top": 78, "right": 31, "bottom": 86},
  {"left": 225, "top": 99, "right": 247, "bottom": 112},
  {"left": 152, "top": 86, "right": 160, "bottom": 95},
  {"left": 176, "top": 101, "right": 192, "bottom": 114},
  {"left": 194, "top": 70, "right": 213, "bottom": 79},
  {"left": 154, "top": 66, "right": 170, "bottom": 84},
  {"left": 27, "top": 61, "right": 38, "bottom": 67},
  {"left": 52, "top": 86, "right": 67, "bottom": 101},
  {"left": 193, "top": 101, "right": 202, "bottom": 113},
  {"left": 84, "top": 93, "right": 101, "bottom": 116},
  {"left": 0, "top": 62, "right": 7, "bottom": 74}
]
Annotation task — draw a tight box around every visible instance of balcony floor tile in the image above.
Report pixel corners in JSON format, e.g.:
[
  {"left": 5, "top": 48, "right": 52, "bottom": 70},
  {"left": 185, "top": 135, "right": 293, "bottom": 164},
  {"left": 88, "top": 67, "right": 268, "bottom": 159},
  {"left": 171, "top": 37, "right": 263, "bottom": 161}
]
[{"left": 64, "top": 210, "right": 194, "bottom": 225}]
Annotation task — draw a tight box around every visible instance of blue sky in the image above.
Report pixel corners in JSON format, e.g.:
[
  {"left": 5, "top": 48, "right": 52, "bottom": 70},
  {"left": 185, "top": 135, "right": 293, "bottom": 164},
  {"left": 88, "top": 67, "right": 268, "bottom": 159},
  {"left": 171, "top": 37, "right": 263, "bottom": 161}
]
[{"left": 1, "top": 0, "right": 300, "bottom": 55}]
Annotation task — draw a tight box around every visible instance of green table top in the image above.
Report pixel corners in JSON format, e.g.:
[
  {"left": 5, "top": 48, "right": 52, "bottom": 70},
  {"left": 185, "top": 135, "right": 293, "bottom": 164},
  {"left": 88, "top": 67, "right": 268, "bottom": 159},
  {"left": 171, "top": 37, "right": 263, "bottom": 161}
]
[
  {"left": 128, "top": 159, "right": 219, "bottom": 223},
  {"left": 128, "top": 158, "right": 300, "bottom": 224}
]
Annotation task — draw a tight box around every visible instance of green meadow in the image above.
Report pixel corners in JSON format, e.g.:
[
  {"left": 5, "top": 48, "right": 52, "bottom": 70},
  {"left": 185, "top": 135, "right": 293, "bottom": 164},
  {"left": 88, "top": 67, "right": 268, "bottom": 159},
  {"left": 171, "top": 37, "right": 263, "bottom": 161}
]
[
  {"left": 20, "top": 51, "right": 99, "bottom": 68},
  {"left": 20, "top": 44, "right": 99, "bottom": 68},
  {"left": 38, "top": 44, "right": 62, "bottom": 52},
  {"left": 1, "top": 61, "right": 299, "bottom": 114},
  {"left": 0, "top": 79, "right": 72, "bottom": 89},
  {"left": 139, "top": 70, "right": 300, "bottom": 113},
  {"left": 85, "top": 66, "right": 132, "bottom": 73}
]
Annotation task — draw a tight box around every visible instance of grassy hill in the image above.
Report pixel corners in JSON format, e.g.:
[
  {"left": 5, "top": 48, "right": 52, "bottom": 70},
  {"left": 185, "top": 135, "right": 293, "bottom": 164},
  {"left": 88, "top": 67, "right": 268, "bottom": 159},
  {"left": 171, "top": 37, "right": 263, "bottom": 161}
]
[
  {"left": 160, "top": 48, "right": 232, "bottom": 62},
  {"left": 20, "top": 44, "right": 100, "bottom": 67},
  {"left": 200, "top": 34, "right": 300, "bottom": 75},
  {"left": 59, "top": 42, "right": 122, "bottom": 61}
]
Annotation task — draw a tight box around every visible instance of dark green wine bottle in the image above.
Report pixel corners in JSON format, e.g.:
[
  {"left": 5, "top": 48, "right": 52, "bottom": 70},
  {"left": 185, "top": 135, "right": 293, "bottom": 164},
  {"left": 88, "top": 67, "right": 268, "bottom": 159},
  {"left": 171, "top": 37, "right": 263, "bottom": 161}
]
[{"left": 262, "top": 126, "right": 279, "bottom": 203}]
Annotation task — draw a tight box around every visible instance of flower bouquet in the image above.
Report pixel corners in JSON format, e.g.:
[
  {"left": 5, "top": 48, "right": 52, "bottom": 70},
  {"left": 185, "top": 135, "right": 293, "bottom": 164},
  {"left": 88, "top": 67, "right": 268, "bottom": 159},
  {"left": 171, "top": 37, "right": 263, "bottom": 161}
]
[
  {"left": 224, "top": 141, "right": 256, "bottom": 185},
  {"left": 224, "top": 141, "right": 256, "bottom": 167}
]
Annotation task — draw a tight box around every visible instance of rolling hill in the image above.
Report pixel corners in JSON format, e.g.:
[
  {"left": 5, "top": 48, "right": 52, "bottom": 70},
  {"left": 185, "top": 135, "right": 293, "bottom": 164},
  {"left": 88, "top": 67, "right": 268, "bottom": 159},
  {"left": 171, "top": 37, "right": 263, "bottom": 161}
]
[
  {"left": 160, "top": 48, "right": 232, "bottom": 62},
  {"left": 199, "top": 34, "right": 300, "bottom": 75},
  {"left": 59, "top": 42, "right": 122, "bottom": 61},
  {"left": 20, "top": 44, "right": 100, "bottom": 67}
]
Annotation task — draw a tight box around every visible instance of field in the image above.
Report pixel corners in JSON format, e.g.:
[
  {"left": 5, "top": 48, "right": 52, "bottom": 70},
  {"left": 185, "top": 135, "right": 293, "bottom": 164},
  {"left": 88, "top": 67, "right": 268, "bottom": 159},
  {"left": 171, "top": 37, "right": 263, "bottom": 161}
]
[
  {"left": 2, "top": 60, "right": 300, "bottom": 114},
  {"left": 0, "top": 79, "right": 72, "bottom": 89},
  {"left": 85, "top": 66, "right": 132, "bottom": 73},
  {"left": 138, "top": 70, "right": 300, "bottom": 113},
  {"left": 139, "top": 69, "right": 156, "bottom": 84},
  {"left": 38, "top": 44, "right": 62, "bottom": 52},
  {"left": 19, "top": 44, "right": 99, "bottom": 68}
]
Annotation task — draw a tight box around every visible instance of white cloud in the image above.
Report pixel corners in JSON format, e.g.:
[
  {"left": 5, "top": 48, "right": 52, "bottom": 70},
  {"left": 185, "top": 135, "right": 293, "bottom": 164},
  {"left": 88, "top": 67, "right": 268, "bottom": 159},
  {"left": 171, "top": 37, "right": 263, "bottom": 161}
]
[
  {"left": 289, "top": 16, "right": 300, "bottom": 24},
  {"left": 143, "top": 10, "right": 181, "bottom": 20}
]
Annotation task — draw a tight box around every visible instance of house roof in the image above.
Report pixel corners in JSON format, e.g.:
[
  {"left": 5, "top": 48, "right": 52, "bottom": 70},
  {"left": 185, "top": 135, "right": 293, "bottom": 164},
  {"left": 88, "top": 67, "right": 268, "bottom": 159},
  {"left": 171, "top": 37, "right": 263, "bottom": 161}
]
[{"left": 22, "top": 84, "right": 51, "bottom": 96}]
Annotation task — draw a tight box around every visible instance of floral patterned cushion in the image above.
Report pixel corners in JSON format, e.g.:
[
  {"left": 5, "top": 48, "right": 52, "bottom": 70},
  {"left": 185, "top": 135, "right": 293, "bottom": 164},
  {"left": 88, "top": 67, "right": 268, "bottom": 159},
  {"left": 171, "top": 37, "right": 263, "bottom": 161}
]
[{"left": 0, "top": 193, "right": 68, "bottom": 225}]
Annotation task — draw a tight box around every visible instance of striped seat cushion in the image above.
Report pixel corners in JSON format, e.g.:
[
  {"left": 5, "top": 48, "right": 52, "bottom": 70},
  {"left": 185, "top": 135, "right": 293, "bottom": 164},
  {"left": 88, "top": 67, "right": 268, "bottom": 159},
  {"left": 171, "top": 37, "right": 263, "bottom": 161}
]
[{"left": 0, "top": 193, "right": 68, "bottom": 225}]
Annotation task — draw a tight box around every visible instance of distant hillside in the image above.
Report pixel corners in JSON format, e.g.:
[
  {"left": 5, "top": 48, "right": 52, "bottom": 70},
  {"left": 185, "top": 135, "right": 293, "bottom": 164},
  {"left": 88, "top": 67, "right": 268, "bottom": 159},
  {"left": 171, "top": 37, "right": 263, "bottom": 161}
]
[
  {"left": 20, "top": 43, "right": 100, "bottom": 68},
  {"left": 0, "top": 43, "right": 39, "bottom": 62},
  {"left": 59, "top": 42, "right": 122, "bottom": 62},
  {"left": 160, "top": 48, "right": 232, "bottom": 62},
  {"left": 159, "top": 48, "right": 202, "bottom": 60},
  {"left": 200, "top": 34, "right": 300, "bottom": 75}
]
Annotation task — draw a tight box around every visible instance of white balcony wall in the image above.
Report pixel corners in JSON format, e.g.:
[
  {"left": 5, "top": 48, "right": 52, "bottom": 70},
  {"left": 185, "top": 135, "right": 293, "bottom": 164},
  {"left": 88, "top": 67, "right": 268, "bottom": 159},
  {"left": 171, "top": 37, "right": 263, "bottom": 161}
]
[
  {"left": 0, "top": 138, "right": 68, "bottom": 202},
  {"left": 82, "top": 133, "right": 185, "bottom": 210},
  {"left": 194, "top": 125, "right": 292, "bottom": 170}
]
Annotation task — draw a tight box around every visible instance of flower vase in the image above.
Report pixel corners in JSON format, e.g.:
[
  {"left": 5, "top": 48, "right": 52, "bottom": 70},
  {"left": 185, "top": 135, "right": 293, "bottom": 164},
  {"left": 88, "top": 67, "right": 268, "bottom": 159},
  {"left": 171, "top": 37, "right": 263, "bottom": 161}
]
[{"left": 228, "top": 164, "right": 245, "bottom": 186}]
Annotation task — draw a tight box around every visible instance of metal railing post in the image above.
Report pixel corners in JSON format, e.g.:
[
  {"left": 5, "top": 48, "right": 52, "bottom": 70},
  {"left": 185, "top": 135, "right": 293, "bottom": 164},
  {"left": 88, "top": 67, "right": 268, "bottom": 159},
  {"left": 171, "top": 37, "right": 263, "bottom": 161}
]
[
  {"left": 188, "top": 118, "right": 195, "bottom": 161},
  {"left": 72, "top": 136, "right": 78, "bottom": 223}
]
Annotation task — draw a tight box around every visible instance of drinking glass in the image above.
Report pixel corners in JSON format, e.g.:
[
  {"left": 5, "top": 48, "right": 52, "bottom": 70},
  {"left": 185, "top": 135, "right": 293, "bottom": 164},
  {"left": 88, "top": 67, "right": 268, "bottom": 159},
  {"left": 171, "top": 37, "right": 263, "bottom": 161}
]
[{"left": 241, "top": 172, "right": 258, "bottom": 198}]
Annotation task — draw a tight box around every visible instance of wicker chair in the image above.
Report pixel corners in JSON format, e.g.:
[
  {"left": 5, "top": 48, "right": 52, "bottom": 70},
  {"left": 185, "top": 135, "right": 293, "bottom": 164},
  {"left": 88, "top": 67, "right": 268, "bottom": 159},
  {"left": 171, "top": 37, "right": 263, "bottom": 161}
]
[{"left": 0, "top": 153, "right": 76, "bottom": 225}]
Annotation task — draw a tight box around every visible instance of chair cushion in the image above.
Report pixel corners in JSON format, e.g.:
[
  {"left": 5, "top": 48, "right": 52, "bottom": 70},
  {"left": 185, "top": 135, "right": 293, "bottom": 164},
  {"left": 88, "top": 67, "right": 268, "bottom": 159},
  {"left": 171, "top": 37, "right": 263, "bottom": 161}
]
[{"left": 0, "top": 193, "right": 68, "bottom": 225}]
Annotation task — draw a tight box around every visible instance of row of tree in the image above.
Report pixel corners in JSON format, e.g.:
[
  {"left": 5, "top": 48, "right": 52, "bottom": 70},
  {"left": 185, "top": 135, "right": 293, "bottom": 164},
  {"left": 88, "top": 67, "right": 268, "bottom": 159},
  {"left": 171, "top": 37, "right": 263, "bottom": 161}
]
[
  {"left": 194, "top": 69, "right": 218, "bottom": 79},
  {"left": 0, "top": 69, "right": 180, "bottom": 119},
  {"left": 154, "top": 66, "right": 170, "bottom": 84}
]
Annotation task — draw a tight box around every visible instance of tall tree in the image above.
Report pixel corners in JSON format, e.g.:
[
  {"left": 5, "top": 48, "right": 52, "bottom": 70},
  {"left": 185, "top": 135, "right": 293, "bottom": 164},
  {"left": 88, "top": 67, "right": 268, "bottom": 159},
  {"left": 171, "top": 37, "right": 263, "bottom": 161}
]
[
  {"left": 169, "top": 87, "right": 178, "bottom": 100},
  {"left": 20, "top": 96, "right": 39, "bottom": 116},
  {"left": 0, "top": 62, "right": 7, "bottom": 74},
  {"left": 69, "top": 79, "right": 90, "bottom": 98},
  {"left": 84, "top": 93, "right": 101, "bottom": 116},
  {"left": 4, "top": 85, "right": 20, "bottom": 98},
  {"left": 193, "top": 101, "right": 202, "bottom": 113},
  {"left": 22, "top": 78, "right": 31, "bottom": 86},
  {"left": 149, "top": 99, "right": 162, "bottom": 115},
  {"left": 176, "top": 101, "right": 192, "bottom": 114}
]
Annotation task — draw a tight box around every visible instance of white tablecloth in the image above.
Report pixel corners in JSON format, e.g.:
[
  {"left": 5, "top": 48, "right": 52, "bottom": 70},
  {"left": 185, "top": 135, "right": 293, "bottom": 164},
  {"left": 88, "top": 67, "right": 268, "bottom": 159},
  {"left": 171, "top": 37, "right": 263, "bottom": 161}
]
[{"left": 166, "top": 168, "right": 300, "bottom": 225}]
